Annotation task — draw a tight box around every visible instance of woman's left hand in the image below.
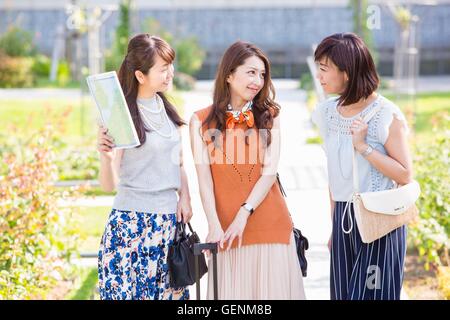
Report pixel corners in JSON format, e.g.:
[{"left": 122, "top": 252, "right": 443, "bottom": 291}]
[
  {"left": 176, "top": 194, "right": 193, "bottom": 223},
  {"left": 350, "top": 117, "right": 369, "bottom": 152},
  {"left": 221, "top": 208, "right": 250, "bottom": 251}
]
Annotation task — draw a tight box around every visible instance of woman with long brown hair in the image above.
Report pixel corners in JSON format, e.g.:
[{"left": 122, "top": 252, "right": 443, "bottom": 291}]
[
  {"left": 96, "top": 34, "right": 192, "bottom": 300},
  {"left": 189, "top": 41, "right": 305, "bottom": 299}
]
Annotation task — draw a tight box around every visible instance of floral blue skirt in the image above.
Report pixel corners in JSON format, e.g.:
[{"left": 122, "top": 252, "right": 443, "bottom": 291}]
[{"left": 98, "top": 209, "right": 189, "bottom": 300}]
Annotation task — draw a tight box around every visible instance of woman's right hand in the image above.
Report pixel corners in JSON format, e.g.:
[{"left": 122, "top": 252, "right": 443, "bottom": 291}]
[
  {"left": 204, "top": 222, "right": 224, "bottom": 258},
  {"left": 97, "top": 125, "right": 116, "bottom": 160}
]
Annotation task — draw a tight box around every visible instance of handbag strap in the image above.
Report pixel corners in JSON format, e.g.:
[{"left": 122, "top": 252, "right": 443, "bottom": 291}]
[
  {"left": 276, "top": 173, "right": 287, "bottom": 197},
  {"left": 341, "top": 99, "right": 383, "bottom": 235},
  {"left": 351, "top": 100, "right": 383, "bottom": 193},
  {"left": 276, "top": 173, "right": 300, "bottom": 231}
]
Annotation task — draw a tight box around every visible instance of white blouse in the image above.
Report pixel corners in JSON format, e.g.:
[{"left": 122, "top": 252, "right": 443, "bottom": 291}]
[{"left": 311, "top": 94, "right": 409, "bottom": 202}]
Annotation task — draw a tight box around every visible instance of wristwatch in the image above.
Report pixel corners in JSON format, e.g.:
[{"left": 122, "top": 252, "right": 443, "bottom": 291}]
[
  {"left": 361, "top": 144, "right": 374, "bottom": 157},
  {"left": 241, "top": 202, "right": 254, "bottom": 215}
]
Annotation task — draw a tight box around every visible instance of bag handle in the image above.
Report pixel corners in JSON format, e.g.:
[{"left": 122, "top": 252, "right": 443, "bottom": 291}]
[
  {"left": 174, "top": 222, "right": 186, "bottom": 242},
  {"left": 187, "top": 222, "right": 194, "bottom": 234}
]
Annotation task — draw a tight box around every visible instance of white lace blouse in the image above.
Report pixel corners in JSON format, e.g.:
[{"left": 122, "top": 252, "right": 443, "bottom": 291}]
[{"left": 311, "top": 94, "right": 410, "bottom": 202}]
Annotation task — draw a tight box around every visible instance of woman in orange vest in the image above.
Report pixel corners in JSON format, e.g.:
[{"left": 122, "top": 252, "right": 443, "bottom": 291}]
[{"left": 189, "top": 41, "right": 305, "bottom": 299}]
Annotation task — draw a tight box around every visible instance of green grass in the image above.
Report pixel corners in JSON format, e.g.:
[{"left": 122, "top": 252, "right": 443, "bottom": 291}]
[
  {"left": 0, "top": 91, "right": 185, "bottom": 144},
  {"left": 59, "top": 206, "right": 109, "bottom": 300},
  {"left": 306, "top": 135, "right": 323, "bottom": 144},
  {"left": 72, "top": 206, "right": 111, "bottom": 253},
  {"left": 0, "top": 96, "right": 97, "bottom": 145},
  {"left": 83, "top": 187, "right": 115, "bottom": 196},
  {"left": 382, "top": 91, "right": 450, "bottom": 143},
  {"left": 34, "top": 78, "right": 82, "bottom": 89},
  {"left": 66, "top": 267, "right": 99, "bottom": 300},
  {"left": 57, "top": 185, "right": 115, "bottom": 196}
]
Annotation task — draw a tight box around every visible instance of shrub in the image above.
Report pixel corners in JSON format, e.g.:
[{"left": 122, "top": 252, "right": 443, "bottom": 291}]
[
  {"left": 31, "top": 56, "right": 72, "bottom": 87},
  {"left": 173, "top": 72, "right": 196, "bottom": 91},
  {"left": 55, "top": 146, "right": 99, "bottom": 181},
  {"left": 0, "top": 51, "right": 34, "bottom": 88},
  {"left": 175, "top": 37, "right": 205, "bottom": 77},
  {"left": 0, "top": 128, "right": 80, "bottom": 299},
  {"left": 408, "top": 119, "right": 450, "bottom": 270},
  {"left": 0, "top": 26, "right": 36, "bottom": 57},
  {"left": 299, "top": 72, "right": 313, "bottom": 91},
  {"left": 57, "top": 60, "right": 71, "bottom": 86},
  {"left": 143, "top": 18, "right": 205, "bottom": 80},
  {"left": 31, "top": 54, "right": 52, "bottom": 78}
]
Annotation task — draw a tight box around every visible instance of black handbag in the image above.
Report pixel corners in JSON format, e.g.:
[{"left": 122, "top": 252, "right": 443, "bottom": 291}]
[
  {"left": 276, "top": 173, "right": 309, "bottom": 277},
  {"left": 167, "top": 222, "right": 208, "bottom": 287},
  {"left": 293, "top": 227, "right": 309, "bottom": 277}
]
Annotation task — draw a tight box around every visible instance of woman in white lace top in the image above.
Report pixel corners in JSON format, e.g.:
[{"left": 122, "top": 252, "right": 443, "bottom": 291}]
[{"left": 311, "top": 33, "right": 413, "bottom": 300}]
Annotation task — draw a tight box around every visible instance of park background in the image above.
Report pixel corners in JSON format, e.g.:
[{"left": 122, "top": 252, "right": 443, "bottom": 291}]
[{"left": 0, "top": 0, "right": 448, "bottom": 300}]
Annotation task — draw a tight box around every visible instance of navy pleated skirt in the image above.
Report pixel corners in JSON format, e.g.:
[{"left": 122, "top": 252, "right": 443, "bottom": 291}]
[{"left": 330, "top": 202, "right": 407, "bottom": 300}]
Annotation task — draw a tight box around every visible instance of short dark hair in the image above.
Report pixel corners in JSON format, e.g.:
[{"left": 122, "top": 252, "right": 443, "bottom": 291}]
[{"left": 314, "top": 32, "right": 379, "bottom": 106}]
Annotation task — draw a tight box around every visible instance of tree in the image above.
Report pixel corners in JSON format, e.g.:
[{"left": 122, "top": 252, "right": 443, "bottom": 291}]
[
  {"left": 105, "top": 0, "right": 131, "bottom": 72},
  {"left": 351, "top": 0, "right": 378, "bottom": 66},
  {"left": 143, "top": 18, "right": 205, "bottom": 77}
]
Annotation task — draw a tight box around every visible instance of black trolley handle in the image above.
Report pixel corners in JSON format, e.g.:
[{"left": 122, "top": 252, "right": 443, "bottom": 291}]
[{"left": 193, "top": 243, "right": 218, "bottom": 300}]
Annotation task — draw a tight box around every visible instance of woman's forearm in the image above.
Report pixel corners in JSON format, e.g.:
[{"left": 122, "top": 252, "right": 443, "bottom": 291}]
[
  {"left": 99, "top": 155, "right": 119, "bottom": 192},
  {"left": 356, "top": 143, "right": 412, "bottom": 185},
  {"left": 198, "top": 175, "right": 221, "bottom": 228},
  {"left": 178, "top": 165, "right": 191, "bottom": 200},
  {"left": 244, "top": 174, "right": 277, "bottom": 210},
  {"left": 244, "top": 115, "right": 281, "bottom": 211}
]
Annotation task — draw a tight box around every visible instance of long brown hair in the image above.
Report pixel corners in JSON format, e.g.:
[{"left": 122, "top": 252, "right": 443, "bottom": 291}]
[
  {"left": 314, "top": 33, "right": 379, "bottom": 106},
  {"left": 203, "top": 41, "right": 279, "bottom": 146},
  {"left": 117, "top": 34, "right": 185, "bottom": 146}
]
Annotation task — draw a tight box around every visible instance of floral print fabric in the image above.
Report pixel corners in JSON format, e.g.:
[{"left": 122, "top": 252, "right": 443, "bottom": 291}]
[{"left": 98, "top": 209, "right": 189, "bottom": 300}]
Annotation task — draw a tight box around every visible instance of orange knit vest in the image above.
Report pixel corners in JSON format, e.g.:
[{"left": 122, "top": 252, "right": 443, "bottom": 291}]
[{"left": 195, "top": 106, "right": 293, "bottom": 250}]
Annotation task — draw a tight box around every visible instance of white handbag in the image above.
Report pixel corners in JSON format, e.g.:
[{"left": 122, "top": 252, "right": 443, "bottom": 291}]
[{"left": 341, "top": 103, "right": 420, "bottom": 243}]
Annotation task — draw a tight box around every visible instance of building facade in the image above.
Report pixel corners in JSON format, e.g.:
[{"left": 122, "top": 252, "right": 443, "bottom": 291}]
[{"left": 1, "top": 0, "right": 449, "bottom": 78}]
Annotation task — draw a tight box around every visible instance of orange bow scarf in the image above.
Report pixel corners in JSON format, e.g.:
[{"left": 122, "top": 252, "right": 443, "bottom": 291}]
[{"left": 225, "top": 102, "right": 255, "bottom": 129}]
